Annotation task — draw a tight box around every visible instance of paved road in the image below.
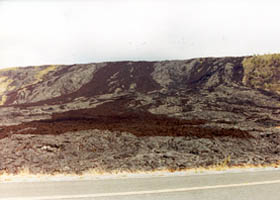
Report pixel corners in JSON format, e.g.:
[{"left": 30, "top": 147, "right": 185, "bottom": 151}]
[{"left": 1, "top": 170, "right": 280, "bottom": 200}]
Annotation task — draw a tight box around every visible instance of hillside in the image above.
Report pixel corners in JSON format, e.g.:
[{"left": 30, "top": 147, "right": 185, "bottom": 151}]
[
  {"left": 0, "top": 55, "right": 280, "bottom": 174},
  {"left": 242, "top": 54, "right": 280, "bottom": 94}
]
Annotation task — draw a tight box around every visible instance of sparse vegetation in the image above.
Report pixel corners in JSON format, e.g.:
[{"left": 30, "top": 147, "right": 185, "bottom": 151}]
[
  {"left": 34, "top": 65, "right": 57, "bottom": 83},
  {"left": 0, "top": 95, "right": 7, "bottom": 106},
  {"left": 0, "top": 159, "right": 279, "bottom": 181},
  {"left": 0, "top": 76, "right": 14, "bottom": 105},
  {"left": 242, "top": 54, "right": 280, "bottom": 93},
  {"left": 0, "top": 66, "right": 19, "bottom": 72}
]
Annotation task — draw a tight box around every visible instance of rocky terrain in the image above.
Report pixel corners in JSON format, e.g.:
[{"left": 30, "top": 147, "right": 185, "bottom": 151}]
[{"left": 0, "top": 54, "right": 280, "bottom": 174}]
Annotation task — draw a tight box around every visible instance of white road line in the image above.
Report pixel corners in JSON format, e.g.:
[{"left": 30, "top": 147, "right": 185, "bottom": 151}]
[{"left": 2, "top": 179, "right": 280, "bottom": 200}]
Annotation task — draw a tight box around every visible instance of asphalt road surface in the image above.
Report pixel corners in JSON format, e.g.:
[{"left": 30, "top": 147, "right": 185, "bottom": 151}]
[{"left": 1, "top": 170, "right": 280, "bottom": 200}]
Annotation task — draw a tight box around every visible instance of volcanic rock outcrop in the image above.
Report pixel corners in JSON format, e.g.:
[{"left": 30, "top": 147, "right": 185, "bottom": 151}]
[{"left": 0, "top": 54, "right": 280, "bottom": 174}]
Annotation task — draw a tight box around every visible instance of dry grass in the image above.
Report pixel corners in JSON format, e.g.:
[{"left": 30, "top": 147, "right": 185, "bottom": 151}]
[
  {"left": 0, "top": 76, "right": 13, "bottom": 93},
  {"left": 0, "top": 95, "right": 7, "bottom": 106},
  {"left": 0, "top": 67, "right": 19, "bottom": 72},
  {"left": 242, "top": 54, "right": 280, "bottom": 93},
  {"left": 34, "top": 65, "right": 57, "bottom": 83},
  {"left": 0, "top": 161, "right": 279, "bottom": 182}
]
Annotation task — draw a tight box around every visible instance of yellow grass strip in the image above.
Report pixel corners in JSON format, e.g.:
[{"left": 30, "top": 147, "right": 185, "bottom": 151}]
[{"left": 0, "top": 161, "right": 279, "bottom": 182}]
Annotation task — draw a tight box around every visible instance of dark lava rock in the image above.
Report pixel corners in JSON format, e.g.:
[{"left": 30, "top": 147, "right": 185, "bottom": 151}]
[{"left": 0, "top": 55, "right": 279, "bottom": 173}]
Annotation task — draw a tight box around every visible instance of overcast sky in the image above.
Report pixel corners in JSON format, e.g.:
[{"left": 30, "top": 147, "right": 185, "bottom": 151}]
[{"left": 0, "top": 0, "right": 280, "bottom": 68}]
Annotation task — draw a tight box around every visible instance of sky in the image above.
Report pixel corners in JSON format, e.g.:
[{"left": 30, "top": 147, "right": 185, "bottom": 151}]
[{"left": 0, "top": 0, "right": 280, "bottom": 68}]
